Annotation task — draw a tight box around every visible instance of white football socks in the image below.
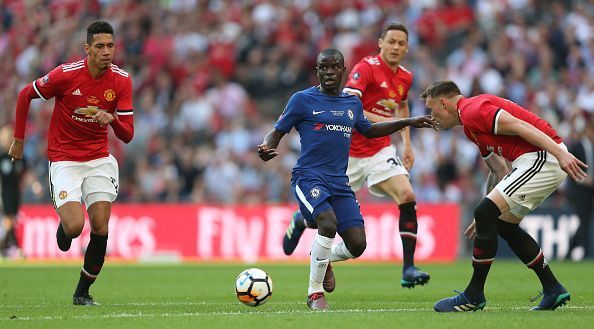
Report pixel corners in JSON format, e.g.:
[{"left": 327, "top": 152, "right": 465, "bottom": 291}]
[
  {"left": 329, "top": 241, "right": 355, "bottom": 262},
  {"left": 308, "top": 233, "right": 334, "bottom": 295}
]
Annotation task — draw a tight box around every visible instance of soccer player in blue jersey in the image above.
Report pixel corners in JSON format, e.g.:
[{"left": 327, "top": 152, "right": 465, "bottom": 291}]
[{"left": 258, "top": 48, "right": 437, "bottom": 310}]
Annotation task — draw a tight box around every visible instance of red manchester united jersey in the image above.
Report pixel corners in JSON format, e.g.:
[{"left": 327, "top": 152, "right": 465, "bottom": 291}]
[
  {"left": 459, "top": 95, "right": 562, "bottom": 162},
  {"left": 343, "top": 55, "right": 413, "bottom": 157},
  {"left": 32, "top": 58, "right": 133, "bottom": 161}
]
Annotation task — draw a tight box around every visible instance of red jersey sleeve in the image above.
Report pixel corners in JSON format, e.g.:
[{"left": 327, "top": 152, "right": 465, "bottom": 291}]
[
  {"left": 344, "top": 61, "right": 372, "bottom": 98},
  {"left": 116, "top": 76, "right": 133, "bottom": 110},
  {"left": 111, "top": 76, "right": 134, "bottom": 143},
  {"left": 32, "top": 66, "right": 67, "bottom": 100},
  {"left": 461, "top": 100, "right": 500, "bottom": 134}
]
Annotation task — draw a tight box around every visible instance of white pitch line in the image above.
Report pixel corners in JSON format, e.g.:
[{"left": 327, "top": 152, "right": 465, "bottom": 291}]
[
  {"left": 3, "top": 308, "right": 421, "bottom": 321},
  {"left": 2, "top": 305, "right": 592, "bottom": 321}
]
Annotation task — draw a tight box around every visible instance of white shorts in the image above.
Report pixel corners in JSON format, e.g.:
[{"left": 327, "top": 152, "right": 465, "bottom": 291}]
[
  {"left": 347, "top": 145, "right": 409, "bottom": 197},
  {"left": 495, "top": 144, "right": 568, "bottom": 218},
  {"left": 48, "top": 155, "right": 119, "bottom": 209}
]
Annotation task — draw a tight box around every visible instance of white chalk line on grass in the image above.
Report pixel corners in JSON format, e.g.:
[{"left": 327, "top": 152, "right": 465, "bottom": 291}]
[
  {"left": 1, "top": 305, "right": 592, "bottom": 321},
  {"left": 0, "top": 300, "right": 420, "bottom": 309}
]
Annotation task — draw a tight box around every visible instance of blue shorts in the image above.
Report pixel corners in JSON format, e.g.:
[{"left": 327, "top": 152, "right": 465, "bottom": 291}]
[{"left": 292, "top": 173, "right": 364, "bottom": 233}]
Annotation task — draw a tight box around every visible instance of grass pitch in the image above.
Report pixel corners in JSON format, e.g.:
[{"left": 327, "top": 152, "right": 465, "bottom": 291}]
[{"left": 0, "top": 261, "right": 592, "bottom": 329}]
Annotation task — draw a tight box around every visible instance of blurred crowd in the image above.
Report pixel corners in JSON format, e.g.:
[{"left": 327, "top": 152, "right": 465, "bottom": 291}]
[{"left": 0, "top": 0, "right": 593, "bottom": 207}]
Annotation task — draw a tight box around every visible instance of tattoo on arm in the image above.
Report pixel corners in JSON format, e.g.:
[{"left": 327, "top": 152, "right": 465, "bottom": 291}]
[{"left": 486, "top": 170, "right": 499, "bottom": 195}]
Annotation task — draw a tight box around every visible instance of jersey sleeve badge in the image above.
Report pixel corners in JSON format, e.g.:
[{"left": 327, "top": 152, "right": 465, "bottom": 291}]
[{"left": 38, "top": 74, "right": 49, "bottom": 86}]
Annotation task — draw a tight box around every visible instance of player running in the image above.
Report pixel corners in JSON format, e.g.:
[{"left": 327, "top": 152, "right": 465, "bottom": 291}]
[
  {"left": 9, "top": 21, "right": 134, "bottom": 306},
  {"left": 258, "top": 48, "right": 437, "bottom": 310},
  {"left": 283, "top": 23, "right": 430, "bottom": 289},
  {"left": 421, "top": 80, "right": 587, "bottom": 312}
]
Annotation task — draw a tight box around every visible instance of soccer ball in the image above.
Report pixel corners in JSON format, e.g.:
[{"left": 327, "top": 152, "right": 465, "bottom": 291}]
[{"left": 235, "top": 268, "right": 273, "bottom": 307}]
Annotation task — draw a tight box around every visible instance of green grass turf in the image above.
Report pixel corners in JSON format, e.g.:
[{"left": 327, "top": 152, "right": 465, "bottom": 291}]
[{"left": 0, "top": 261, "right": 592, "bottom": 329}]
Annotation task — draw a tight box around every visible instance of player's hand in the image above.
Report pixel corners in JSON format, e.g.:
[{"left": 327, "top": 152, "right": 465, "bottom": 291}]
[
  {"left": 464, "top": 219, "right": 477, "bottom": 240},
  {"left": 402, "top": 147, "right": 415, "bottom": 171},
  {"left": 258, "top": 144, "right": 278, "bottom": 161},
  {"left": 93, "top": 111, "right": 115, "bottom": 127},
  {"left": 8, "top": 139, "right": 24, "bottom": 162},
  {"left": 557, "top": 151, "right": 588, "bottom": 182},
  {"left": 408, "top": 115, "right": 439, "bottom": 130}
]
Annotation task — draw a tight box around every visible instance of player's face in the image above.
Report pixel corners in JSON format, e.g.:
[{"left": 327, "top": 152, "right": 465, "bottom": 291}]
[
  {"left": 316, "top": 55, "right": 346, "bottom": 95},
  {"left": 379, "top": 30, "right": 408, "bottom": 67},
  {"left": 85, "top": 33, "right": 114, "bottom": 71},
  {"left": 426, "top": 96, "right": 455, "bottom": 130}
]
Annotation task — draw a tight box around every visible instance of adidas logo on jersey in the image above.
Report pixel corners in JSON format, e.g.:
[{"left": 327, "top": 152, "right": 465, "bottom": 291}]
[
  {"left": 380, "top": 81, "right": 388, "bottom": 88},
  {"left": 72, "top": 89, "right": 82, "bottom": 96}
]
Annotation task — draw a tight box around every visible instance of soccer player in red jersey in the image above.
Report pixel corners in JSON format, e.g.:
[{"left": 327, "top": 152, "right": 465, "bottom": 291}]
[
  {"left": 8, "top": 21, "right": 134, "bottom": 306},
  {"left": 422, "top": 80, "right": 587, "bottom": 312},
  {"left": 283, "top": 24, "right": 430, "bottom": 289}
]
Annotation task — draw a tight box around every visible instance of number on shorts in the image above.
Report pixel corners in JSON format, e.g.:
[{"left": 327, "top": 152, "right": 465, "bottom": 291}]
[{"left": 387, "top": 158, "right": 400, "bottom": 167}]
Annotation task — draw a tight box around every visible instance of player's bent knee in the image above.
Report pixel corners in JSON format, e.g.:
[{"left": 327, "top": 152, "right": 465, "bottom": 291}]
[
  {"left": 62, "top": 221, "right": 84, "bottom": 238},
  {"left": 398, "top": 190, "right": 416, "bottom": 204},
  {"left": 315, "top": 212, "right": 337, "bottom": 237},
  {"left": 473, "top": 198, "right": 502, "bottom": 222},
  {"left": 347, "top": 240, "right": 366, "bottom": 258}
]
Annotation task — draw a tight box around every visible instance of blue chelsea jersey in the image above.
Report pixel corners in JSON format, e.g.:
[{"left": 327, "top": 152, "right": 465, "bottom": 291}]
[{"left": 274, "top": 86, "right": 372, "bottom": 177}]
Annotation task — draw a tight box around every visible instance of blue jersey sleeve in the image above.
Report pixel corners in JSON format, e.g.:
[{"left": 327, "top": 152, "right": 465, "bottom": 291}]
[
  {"left": 354, "top": 101, "right": 372, "bottom": 133},
  {"left": 274, "top": 92, "right": 304, "bottom": 133}
]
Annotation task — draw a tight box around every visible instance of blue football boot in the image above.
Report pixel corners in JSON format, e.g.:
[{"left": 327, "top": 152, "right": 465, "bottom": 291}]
[
  {"left": 530, "top": 284, "right": 570, "bottom": 311},
  {"left": 434, "top": 290, "right": 486, "bottom": 312},
  {"left": 401, "top": 266, "right": 430, "bottom": 288},
  {"left": 283, "top": 211, "right": 306, "bottom": 256}
]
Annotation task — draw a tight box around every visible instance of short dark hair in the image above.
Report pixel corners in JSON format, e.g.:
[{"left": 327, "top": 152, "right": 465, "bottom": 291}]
[
  {"left": 419, "top": 80, "right": 462, "bottom": 100},
  {"left": 86, "top": 20, "right": 114, "bottom": 45},
  {"left": 316, "top": 48, "right": 344, "bottom": 66},
  {"left": 381, "top": 23, "right": 408, "bottom": 40}
]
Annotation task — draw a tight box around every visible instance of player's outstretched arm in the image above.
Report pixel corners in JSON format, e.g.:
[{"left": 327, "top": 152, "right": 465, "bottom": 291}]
[
  {"left": 11, "top": 83, "right": 41, "bottom": 161},
  {"left": 497, "top": 110, "right": 588, "bottom": 182},
  {"left": 258, "top": 129, "right": 285, "bottom": 161},
  {"left": 362, "top": 115, "right": 438, "bottom": 139}
]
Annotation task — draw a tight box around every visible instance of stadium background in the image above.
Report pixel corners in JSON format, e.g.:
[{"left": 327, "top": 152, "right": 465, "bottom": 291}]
[{"left": 0, "top": 0, "right": 593, "bottom": 261}]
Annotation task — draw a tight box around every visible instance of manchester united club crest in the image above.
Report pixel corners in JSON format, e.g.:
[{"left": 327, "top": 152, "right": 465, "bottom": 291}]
[
  {"left": 104, "top": 89, "right": 116, "bottom": 101},
  {"left": 310, "top": 187, "right": 321, "bottom": 199},
  {"left": 398, "top": 84, "right": 404, "bottom": 96},
  {"left": 59, "top": 191, "right": 68, "bottom": 200},
  {"left": 389, "top": 90, "right": 396, "bottom": 98}
]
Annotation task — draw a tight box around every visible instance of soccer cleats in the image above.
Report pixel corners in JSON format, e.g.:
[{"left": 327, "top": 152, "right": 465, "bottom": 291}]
[
  {"left": 73, "top": 294, "right": 99, "bottom": 306},
  {"left": 56, "top": 223, "right": 72, "bottom": 252},
  {"left": 283, "top": 211, "right": 306, "bottom": 255},
  {"left": 401, "top": 266, "right": 430, "bottom": 288},
  {"left": 307, "top": 292, "right": 329, "bottom": 310},
  {"left": 434, "top": 291, "right": 486, "bottom": 312},
  {"left": 530, "top": 284, "right": 570, "bottom": 311}
]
